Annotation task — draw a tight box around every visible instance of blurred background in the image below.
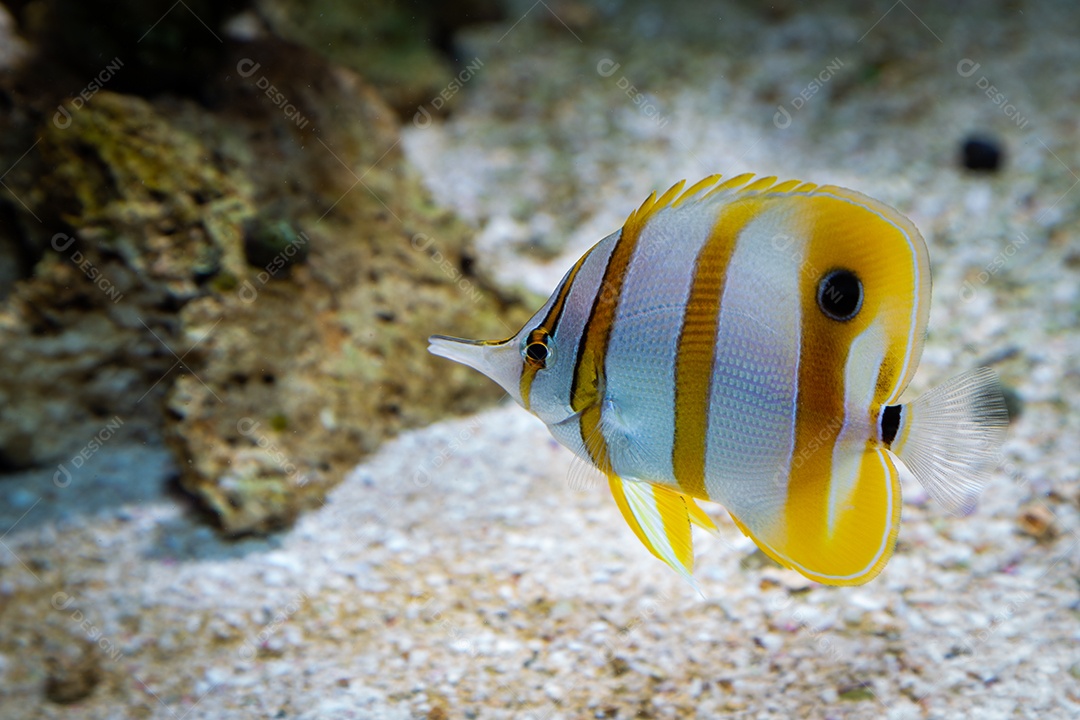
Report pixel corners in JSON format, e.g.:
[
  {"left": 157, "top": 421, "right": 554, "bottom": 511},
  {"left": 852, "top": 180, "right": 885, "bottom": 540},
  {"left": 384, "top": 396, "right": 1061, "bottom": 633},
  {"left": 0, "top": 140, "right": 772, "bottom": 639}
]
[{"left": 0, "top": 1, "right": 1077, "bottom": 718}]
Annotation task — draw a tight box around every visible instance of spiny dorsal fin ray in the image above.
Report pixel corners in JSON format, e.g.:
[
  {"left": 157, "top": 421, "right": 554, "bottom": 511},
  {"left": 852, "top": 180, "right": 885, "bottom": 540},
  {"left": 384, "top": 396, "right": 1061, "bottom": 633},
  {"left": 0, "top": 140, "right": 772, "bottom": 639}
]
[{"left": 623, "top": 173, "right": 814, "bottom": 233}]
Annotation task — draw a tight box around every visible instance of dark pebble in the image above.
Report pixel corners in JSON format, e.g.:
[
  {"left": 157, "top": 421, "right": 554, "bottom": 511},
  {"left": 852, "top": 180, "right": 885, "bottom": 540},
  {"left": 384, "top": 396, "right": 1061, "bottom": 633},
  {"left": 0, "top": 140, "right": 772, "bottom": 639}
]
[{"left": 961, "top": 135, "right": 1003, "bottom": 172}]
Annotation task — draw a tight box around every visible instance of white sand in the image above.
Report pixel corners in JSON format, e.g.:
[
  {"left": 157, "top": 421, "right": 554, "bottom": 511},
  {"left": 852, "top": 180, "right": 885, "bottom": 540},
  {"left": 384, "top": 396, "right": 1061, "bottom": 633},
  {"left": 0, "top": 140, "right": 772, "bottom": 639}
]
[{"left": 1, "top": 395, "right": 1077, "bottom": 718}]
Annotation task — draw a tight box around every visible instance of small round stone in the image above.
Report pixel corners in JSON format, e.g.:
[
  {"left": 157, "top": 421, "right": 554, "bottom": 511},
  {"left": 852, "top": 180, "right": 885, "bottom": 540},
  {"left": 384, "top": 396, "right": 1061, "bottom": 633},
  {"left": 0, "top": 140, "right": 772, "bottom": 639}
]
[{"left": 961, "top": 135, "right": 1003, "bottom": 172}]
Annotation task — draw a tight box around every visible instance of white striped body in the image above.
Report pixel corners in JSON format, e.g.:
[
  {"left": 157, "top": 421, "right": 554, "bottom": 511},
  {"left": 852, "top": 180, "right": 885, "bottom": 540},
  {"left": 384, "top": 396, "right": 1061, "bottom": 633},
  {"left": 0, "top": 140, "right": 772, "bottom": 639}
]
[{"left": 430, "top": 173, "right": 1008, "bottom": 587}]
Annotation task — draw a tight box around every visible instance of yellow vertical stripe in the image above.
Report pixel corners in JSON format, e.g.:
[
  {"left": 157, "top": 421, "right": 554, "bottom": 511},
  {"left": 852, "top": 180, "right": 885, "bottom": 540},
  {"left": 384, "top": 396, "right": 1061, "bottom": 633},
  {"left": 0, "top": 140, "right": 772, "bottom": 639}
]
[
  {"left": 571, "top": 184, "right": 679, "bottom": 472},
  {"left": 574, "top": 184, "right": 692, "bottom": 565},
  {"left": 673, "top": 199, "right": 763, "bottom": 499},
  {"left": 780, "top": 192, "right": 912, "bottom": 582},
  {"left": 784, "top": 196, "right": 872, "bottom": 562}
]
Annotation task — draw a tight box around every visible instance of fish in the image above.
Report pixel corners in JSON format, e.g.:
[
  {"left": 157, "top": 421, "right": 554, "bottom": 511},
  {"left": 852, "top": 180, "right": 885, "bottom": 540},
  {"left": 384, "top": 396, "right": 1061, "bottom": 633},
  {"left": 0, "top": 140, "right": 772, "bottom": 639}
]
[{"left": 428, "top": 173, "right": 1009, "bottom": 587}]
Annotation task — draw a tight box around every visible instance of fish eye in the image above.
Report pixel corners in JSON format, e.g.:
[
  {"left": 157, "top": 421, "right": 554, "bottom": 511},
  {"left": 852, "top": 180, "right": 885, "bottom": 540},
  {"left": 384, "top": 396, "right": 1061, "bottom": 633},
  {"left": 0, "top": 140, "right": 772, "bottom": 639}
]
[
  {"left": 522, "top": 329, "right": 554, "bottom": 369},
  {"left": 817, "top": 269, "right": 863, "bottom": 321}
]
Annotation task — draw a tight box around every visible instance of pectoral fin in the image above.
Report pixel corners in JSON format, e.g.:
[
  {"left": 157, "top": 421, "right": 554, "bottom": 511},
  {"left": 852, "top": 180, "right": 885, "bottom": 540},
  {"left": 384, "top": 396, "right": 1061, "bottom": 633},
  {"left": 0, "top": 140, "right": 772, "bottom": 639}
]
[{"left": 607, "top": 476, "right": 717, "bottom": 590}]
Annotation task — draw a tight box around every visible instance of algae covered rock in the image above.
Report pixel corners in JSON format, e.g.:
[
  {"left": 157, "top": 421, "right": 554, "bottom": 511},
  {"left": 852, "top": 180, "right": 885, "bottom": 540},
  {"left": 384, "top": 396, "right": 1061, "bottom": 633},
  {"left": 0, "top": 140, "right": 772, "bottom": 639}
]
[
  {"left": 0, "top": 90, "right": 250, "bottom": 469},
  {"left": 33, "top": 91, "right": 252, "bottom": 296},
  {"left": 0, "top": 39, "right": 530, "bottom": 530},
  {"left": 161, "top": 42, "right": 532, "bottom": 533}
]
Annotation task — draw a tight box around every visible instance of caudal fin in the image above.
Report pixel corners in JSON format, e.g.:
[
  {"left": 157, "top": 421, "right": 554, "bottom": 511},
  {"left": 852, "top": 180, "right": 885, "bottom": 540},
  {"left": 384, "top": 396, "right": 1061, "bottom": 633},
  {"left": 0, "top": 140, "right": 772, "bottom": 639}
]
[{"left": 890, "top": 367, "right": 1010, "bottom": 515}]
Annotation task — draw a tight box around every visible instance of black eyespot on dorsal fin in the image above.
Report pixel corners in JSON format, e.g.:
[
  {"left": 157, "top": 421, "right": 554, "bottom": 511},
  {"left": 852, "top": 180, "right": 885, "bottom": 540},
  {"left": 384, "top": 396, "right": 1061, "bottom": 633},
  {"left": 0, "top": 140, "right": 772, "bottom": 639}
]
[{"left": 880, "top": 404, "right": 902, "bottom": 446}]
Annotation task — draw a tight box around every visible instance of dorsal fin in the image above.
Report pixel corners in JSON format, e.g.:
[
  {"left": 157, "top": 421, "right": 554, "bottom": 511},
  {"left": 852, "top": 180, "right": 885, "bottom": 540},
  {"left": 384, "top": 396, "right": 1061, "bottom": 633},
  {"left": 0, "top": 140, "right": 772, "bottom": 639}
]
[
  {"left": 622, "top": 173, "right": 814, "bottom": 233},
  {"left": 622, "top": 180, "right": 686, "bottom": 237}
]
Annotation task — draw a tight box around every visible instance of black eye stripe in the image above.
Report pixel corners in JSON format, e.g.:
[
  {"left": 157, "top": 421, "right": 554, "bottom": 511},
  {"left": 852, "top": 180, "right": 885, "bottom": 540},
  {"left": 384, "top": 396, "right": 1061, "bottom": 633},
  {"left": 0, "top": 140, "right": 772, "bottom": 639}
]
[{"left": 817, "top": 269, "right": 863, "bottom": 322}]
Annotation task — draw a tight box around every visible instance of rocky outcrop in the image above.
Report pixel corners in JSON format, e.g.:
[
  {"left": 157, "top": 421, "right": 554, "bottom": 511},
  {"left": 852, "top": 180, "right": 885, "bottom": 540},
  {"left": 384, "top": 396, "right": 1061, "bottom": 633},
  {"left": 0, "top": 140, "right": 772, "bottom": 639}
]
[
  {"left": 0, "top": 38, "right": 532, "bottom": 531},
  {"left": 163, "top": 42, "right": 533, "bottom": 533},
  {"left": 0, "top": 89, "right": 250, "bottom": 470}
]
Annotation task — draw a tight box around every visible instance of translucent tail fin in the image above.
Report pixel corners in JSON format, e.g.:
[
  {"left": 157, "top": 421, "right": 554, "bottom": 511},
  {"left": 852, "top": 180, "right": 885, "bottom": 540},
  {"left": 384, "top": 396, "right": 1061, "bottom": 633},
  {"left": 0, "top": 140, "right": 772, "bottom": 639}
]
[{"left": 891, "top": 368, "right": 1010, "bottom": 515}]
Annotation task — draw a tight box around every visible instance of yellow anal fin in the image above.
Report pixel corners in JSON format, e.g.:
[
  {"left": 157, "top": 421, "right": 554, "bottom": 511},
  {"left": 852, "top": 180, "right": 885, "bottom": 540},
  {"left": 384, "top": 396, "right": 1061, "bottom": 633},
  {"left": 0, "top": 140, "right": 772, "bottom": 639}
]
[
  {"left": 731, "top": 448, "right": 902, "bottom": 587},
  {"left": 607, "top": 477, "right": 710, "bottom": 590}
]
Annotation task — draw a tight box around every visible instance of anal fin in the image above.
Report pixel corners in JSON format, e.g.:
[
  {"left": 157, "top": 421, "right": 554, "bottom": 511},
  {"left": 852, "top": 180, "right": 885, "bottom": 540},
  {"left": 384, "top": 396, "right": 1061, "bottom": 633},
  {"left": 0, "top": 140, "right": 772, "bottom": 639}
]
[
  {"left": 607, "top": 476, "right": 715, "bottom": 590},
  {"left": 735, "top": 446, "right": 902, "bottom": 586}
]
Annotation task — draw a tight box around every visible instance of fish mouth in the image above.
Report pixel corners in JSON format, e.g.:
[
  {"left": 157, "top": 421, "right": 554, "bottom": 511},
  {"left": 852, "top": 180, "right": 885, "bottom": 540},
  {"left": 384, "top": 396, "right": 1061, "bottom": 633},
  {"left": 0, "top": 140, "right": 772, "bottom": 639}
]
[
  {"left": 427, "top": 334, "right": 503, "bottom": 369},
  {"left": 428, "top": 333, "right": 525, "bottom": 404}
]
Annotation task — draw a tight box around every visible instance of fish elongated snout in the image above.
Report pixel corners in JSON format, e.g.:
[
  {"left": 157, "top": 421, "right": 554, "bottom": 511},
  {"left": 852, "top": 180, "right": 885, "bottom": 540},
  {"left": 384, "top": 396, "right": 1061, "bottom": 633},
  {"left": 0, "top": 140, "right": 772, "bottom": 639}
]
[
  {"left": 428, "top": 335, "right": 490, "bottom": 369},
  {"left": 428, "top": 334, "right": 524, "bottom": 404}
]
